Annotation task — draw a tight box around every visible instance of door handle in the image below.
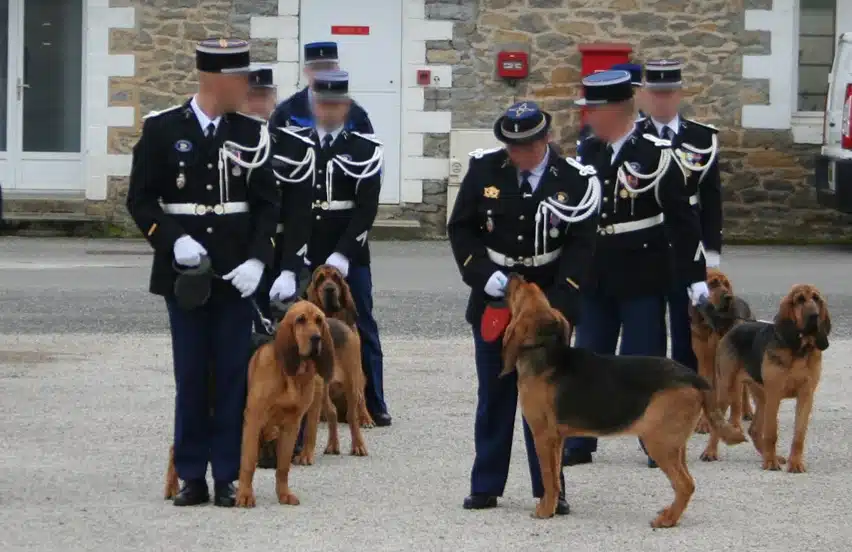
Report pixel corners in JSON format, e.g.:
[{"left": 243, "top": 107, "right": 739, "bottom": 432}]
[{"left": 16, "top": 78, "right": 30, "bottom": 100}]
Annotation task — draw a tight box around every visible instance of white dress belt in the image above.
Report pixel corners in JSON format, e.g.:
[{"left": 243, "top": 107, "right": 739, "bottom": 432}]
[
  {"left": 486, "top": 247, "right": 561, "bottom": 268},
  {"left": 598, "top": 212, "right": 665, "bottom": 236},
  {"left": 161, "top": 201, "right": 249, "bottom": 215},
  {"left": 313, "top": 200, "right": 355, "bottom": 211}
]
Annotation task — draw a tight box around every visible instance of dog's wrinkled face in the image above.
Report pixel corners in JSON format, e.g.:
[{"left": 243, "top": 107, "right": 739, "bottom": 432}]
[
  {"left": 307, "top": 265, "right": 358, "bottom": 327},
  {"left": 707, "top": 268, "right": 733, "bottom": 309},
  {"left": 286, "top": 301, "right": 326, "bottom": 357},
  {"left": 275, "top": 300, "right": 336, "bottom": 379},
  {"left": 777, "top": 284, "right": 831, "bottom": 351},
  {"left": 505, "top": 273, "right": 539, "bottom": 316}
]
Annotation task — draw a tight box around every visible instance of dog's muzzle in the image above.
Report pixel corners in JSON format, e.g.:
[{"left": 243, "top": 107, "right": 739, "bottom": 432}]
[
  {"left": 322, "top": 285, "right": 341, "bottom": 311},
  {"left": 173, "top": 255, "right": 214, "bottom": 310}
]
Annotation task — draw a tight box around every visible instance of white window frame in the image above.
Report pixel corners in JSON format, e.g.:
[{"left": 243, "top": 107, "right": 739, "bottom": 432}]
[{"left": 791, "top": 0, "right": 849, "bottom": 144}]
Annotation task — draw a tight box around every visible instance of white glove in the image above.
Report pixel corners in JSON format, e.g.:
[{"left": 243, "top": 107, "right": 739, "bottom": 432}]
[
  {"left": 173, "top": 235, "right": 207, "bottom": 267},
  {"left": 223, "top": 258, "right": 264, "bottom": 298},
  {"left": 325, "top": 252, "right": 350, "bottom": 278},
  {"left": 705, "top": 250, "right": 721, "bottom": 268},
  {"left": 269, "top": 270, "right": 297, "bottom": 302},
  {"left": 687, "top": 281, "right": 710, "bottom": 306},
  {"left": 484, "top": 271, "right": 508, "bottom": 298}
]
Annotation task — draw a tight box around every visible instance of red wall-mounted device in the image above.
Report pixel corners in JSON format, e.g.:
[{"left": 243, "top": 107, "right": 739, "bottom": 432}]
[
  {"left": 416, "top": 69, "right": 431, "bottom": 86},
  {"left": 496, "top": 51, "right": 529, "bottom": 83}
]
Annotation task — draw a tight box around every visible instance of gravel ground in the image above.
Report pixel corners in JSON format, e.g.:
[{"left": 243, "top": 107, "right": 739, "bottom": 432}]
[{"left": 1, "top": 239, "right": 851, "bottom": 551}]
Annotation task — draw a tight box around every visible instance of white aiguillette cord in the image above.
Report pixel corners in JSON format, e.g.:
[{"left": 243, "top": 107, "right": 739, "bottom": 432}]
[
  {"left": 218, "top": 125, "right": 272, "bottom": 203},
  {"left": 326, "top": 142, "right": 383, "bottom": 201},
  {"left": 673, "top": 133, "right": 718, "bottom": 184},
  {"left": 270, "top": 127, "right": 316, "bottom": 184},
  {"left": 534, "top": 157, "right": 601, "bottom": 258}
]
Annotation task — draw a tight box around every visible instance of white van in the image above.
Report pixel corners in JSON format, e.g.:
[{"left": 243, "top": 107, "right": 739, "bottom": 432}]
[{"left": 818, "top": 32, "right": 852, "bottom": 213}]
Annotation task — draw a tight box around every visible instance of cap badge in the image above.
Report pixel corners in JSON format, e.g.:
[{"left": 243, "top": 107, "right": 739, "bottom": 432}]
[
  {"left": 509, "top": 102, "right": 532, "bottom": 117},
  {"left": 219, "top": 38, "right": 229, "bottom": 48}
]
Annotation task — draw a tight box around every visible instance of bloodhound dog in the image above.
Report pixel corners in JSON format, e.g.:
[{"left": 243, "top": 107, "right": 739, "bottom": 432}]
[
  {"left": 235, "top": 300, "right": 335, "bottom": 507},
  {"left": 501, "top": 275, "right": 746, "bottom": 528},
  {"left": 690, "top": 268, "right": 755, "bottom": 433},
  {"left": 701, "top": 284, "right": 831, "bottom": 473},
  {"left": 307, "top": 264, "right": 375, "bottom": 428}
]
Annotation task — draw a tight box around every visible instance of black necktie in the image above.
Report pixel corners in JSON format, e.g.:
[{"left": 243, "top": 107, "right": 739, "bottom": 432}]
[
  {"left": 663, "top": 126, "right": 674, "bottom": 140},
  {"left": 520, "top": 170, "right": 533, "bottom": 197},
  {"left": 205, "top": 122, "right": 216, "bottom": 139},
  {"left": 605, "top": 145, "right": 614, "bottom": 162},
  {"left": 322, "top": 134, "right": 333, "bottom": 149}
]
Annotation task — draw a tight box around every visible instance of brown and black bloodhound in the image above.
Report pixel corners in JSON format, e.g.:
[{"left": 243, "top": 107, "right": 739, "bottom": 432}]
[
  {"left": 501, "top": 274, "right": 745, "bottom": 528},
  {"left": 701, "top": 284, "right": 831, "bottom": 473},
  {"left": 307, "top": 264, "right": 375, "bottom": 429},
  {"left": 690, "top": 268, "right": 755, "bottom": 433},
  {"left": 234, "top": 300, "right": 335, "bottom": 507}
]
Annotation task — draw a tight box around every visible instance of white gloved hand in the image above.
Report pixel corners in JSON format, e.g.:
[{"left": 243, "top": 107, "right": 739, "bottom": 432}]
[
  {"left": 705, "top": 250, "right": 721, "bottom": 268},
  {"left": 173, "top": 235, "right": 207, "bottom": 267},
  {"left": 484, "top": 271, "right": 509, "bottom": 298},
  {"left": 269, "top": 270, "right": 297, "bottom": 302},
  {"left": 223, "top": 258, "right": 264, "bottom": 298},
  {"left": 325, "top": 252, "right": 350, "bottom": 278},
  {"left": 687, "top": 281, "right": 710, "bottom": 306}
]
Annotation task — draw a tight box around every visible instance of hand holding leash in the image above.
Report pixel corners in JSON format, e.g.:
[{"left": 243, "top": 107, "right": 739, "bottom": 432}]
[
  {"left": 485, "top": 271, "right": 508, "bottom": 298},
  {"left": 325, "top": 252, "right": 350, "bottom": 278},
  {"left": 269, "top": 270, "right": 297, "bottom": 301},
  {"left": 223, "top": 258, "right": 264, "bottom": 298}
]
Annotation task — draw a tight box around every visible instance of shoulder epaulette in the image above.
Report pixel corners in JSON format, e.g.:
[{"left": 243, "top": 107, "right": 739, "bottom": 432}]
[
  {"left": 234, "top": 112, "right": 267, "bottom": 124},
  {"left": 350, "top": 131, "right": 383, "bottom": 146},
  {"left": 142, "top": 105, "right": 182, "bottom": 120},
  {"left": 641, "top": 133, "right": 672, "bottom": 148},
  {"left": 469, "top": 146, "right": 504, "bottom": 159},
  {"left": 276, "top": 126, "right": 315, "bottom": 146},
  {"left": 685, "top": 119, "right": 719, "bottom": 133}
]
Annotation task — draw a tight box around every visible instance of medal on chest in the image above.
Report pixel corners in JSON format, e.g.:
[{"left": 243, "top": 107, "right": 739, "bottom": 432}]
[
  {"left": 486, "top": 217, "right": 494, "bottom": 233},
  {"left": 176, "top": 161, "right": 186, "bottom": 189},
  {"left": 232, "top": 151, "right": 242, "bottom": 177},
  {"left": 174, "top": 140, "right": 193, "bottom": 189}
]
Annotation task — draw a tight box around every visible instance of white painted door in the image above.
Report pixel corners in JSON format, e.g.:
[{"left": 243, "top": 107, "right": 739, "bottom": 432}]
[
  {"left": 0, "top": 0, "right": 14, "bottom": 193},
  {"left": 3, "top": 0, "right": 84, "bottom": 193},
  {"left": 299, "top": 0, "right": 403, "bottom": 204}
]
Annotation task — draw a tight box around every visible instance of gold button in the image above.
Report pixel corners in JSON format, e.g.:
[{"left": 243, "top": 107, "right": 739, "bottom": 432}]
[
  {"left": 206, "top": 184, "right": 213, "bottom": 190},
  {"left": 486, "top": 209, "right": 492, "bottom": 215},
  {"left": 601, "top": 213, "right": 607, "bottom": 219},
  {"left": 315, "top": 215, "right": 321, "bottom": 220},
  {"left": 207, "top": 163, "right": 213, "bottom": 169},
  {"left": 206, "top": 227, "right": 213, "bottom": 234},
  {"left": 603, "top": 196, "right": 609, "bottom": 203},
  {"left": 517, "top": 235, "right": 523, "bottom": 241},
  {"left": 604, "top": 179, "right": 610, "bottom": 185},
  {"left": 519, "top": 215, "right": 524, "bottom": 221},
  {"left": 316, "top": 185, "right": 322, "bottom": 189}
]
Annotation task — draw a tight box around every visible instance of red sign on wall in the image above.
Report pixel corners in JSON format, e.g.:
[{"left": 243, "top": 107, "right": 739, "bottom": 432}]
[{"left": 331, "top": 25, "right": 370, "bottom": 35}]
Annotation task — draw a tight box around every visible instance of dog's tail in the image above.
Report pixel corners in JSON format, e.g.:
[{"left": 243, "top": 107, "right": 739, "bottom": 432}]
[{"left": 699, "top": 388, "right": 747, "bottom": 445}]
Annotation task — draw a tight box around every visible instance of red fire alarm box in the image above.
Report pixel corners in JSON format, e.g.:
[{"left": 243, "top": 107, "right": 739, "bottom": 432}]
[
  {"left": 577, "top": 43, "right": 633, "bottom": 124},
  {"left": 417, "top": 69, "right": 431, "bottom": 86},
  {"left": 496, "top": 51, "right": 529, "bottom": 83}
]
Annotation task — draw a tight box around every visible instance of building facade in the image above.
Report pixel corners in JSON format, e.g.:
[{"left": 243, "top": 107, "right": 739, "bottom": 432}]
[{"left": 1, "top": 0, "right": 850, "bottom": 240}]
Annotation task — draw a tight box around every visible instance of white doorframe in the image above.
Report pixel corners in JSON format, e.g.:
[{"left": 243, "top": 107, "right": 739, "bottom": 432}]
[
  {"left": 1, "top": 0, "right": 22, "bottom": 189},
  {"left": 5, "top": 0, "right": 86, "bottom": 193}
]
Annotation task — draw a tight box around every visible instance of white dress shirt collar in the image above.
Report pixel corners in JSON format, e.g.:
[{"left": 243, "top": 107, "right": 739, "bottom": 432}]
[
  {"left": 190, "top": 95, "right": 222, "bottom": 134},
  {"left": 652, "top": 114, "right": 680, "bottom": 139},
  {"left": 518, "top": 147, "right": 550, "bottom": 193}
]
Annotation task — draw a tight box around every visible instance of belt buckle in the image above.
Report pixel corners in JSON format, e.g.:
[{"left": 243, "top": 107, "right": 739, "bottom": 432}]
[
  {"left": 213, "top": 204, "right": 225, "bottom": 215},
  {"left": 194, "top": 204, "right": 207, "bottom": 215},
  {"left": 606, "top": 225, "right": 615, "bottom": 235},
  {"left": 504, "top": 257, "right": 516, "bottom": 268},
  {"left": 321, "top": 201, "right": 330, "bottom": 210},
  {"left": 523, "top": 257, "right": 533, "bottom": 267}
]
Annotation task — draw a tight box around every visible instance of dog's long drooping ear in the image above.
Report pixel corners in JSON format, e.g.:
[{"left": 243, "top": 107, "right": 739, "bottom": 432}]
[
  {"left": 274, "top": 314, "right": 303, "bottom": 377},
  {"left": 315, "top": 318, "right": 336, "bottom": 382},
  {"left": 334, "top": 270, "right": 359, "bottom": 327},
  {"left": 306, "top": 270, "right": 321, "bottom": 308},
  {"left": 500, "top": 317, "right": 522, "bottom": 377},
  {"left": 816, "top": 298, "right": 832, "bottom": 351},
  {"left": 776, "top": 290, "right": 797, "bottom": 328}
]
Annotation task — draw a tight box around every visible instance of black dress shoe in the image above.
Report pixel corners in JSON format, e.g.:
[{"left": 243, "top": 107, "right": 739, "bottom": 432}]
[
  {"left": 214, "top": 482, "right": 236, "bottom": 507},
  {"left": 372, "top": 412, "right": 392, "bottom": 427},
  {"left": 173, "top": 480, "right": 209, "bottom": 506},
  {"left": 563, "top": 451, "right": 593, "bottom": 466},
  {"left": 463, "top": 494, "right": 498, "bottom": 510}
]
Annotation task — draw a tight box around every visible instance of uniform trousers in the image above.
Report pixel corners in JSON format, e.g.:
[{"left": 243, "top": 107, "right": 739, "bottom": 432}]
[
  {"left": 667, "top": 283, "right": 697, "bottom": 371},
  {"left": 564, "top": 293, "right": 666, "bottom": 456},
  {"left": 166, "top": 296, "right": 253, "bottom": 483},
  {"left": 470, "top": 326, "right": 561, "bottom": 498}
]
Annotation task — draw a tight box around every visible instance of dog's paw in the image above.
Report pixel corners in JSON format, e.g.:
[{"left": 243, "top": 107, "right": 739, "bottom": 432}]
[
  {"left": 360, "top": 419, "right": 376, "bottom": 429},
  {"left": 292, "top": 450, "right": 315, "bottom": 466},
  {"left": 531, "top": 504, "right": 555, "bottom": 519},
  {"left": 351, "top": 442, "right": 368, "bottom": 456},
  {"left": 164, "top": 481, "right": 179, "bottom": 500},
  {"left": 761, "top": 456, "right": 784, "bottom": 471},
  {"left": 277, "top": 491, "right": 300, "bottom": 506},
  {"left": 650, "top": 507, "right": 679, "bottom": 529},
  {"left": 324, "top": 441, "right": 341, "bottom": 455},
  {"left": 699, "top": 448, "right": 719, "bottom": 462},
  {"left": 787, "top": 456, "right": 806, "bottom": 473},
  {"left": 235, "top": 487, "right": 256, "bottom": 508}
]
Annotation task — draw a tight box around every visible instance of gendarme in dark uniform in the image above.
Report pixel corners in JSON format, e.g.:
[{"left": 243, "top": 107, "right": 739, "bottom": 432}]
[
  {"left": 126, "top": 38, "right": 279, "bottom": 507},
  {"left": 577, "top": 62, "right": 646, "bottom": 158},
  {"left": 448, "top": 101, "right": 600, "bottom": 514},
  {"left": 638, "top": 59, "right": 722, "bottom": 373},
  {"left": 563, "top": 70, "right": 708, "bottom": 467},
  {"left": 269, "top": 70, "right": 391, "bottom": 427},
  {"left": 268, "top": 41, "right": 373, "bottom": 133}
]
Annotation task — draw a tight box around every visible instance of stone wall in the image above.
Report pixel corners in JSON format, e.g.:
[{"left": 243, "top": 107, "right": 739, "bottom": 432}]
[{"left": 426, "top": 0, "right": 852, "bottom": 241}]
